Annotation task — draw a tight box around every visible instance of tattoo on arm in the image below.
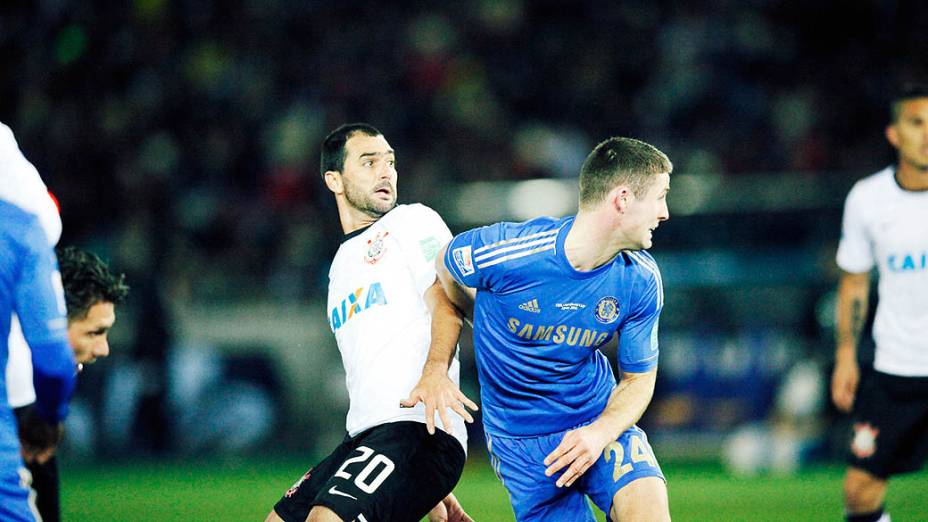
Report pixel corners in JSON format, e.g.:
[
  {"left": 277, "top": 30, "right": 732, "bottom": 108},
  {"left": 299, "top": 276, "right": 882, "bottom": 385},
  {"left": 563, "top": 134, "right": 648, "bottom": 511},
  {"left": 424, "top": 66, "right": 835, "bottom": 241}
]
[{"left": 850, "top": 298, "right": 863, "bottom": 341}]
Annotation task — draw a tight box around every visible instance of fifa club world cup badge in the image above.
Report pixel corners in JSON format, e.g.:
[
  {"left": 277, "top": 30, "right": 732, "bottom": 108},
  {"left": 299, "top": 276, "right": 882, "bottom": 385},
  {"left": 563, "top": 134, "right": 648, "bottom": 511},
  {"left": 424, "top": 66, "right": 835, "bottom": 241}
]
[
  {"left": 594, "top": 296, "right": 620, "bottom": 324},
  {"left": 364, "top": 231, "right": 390, "bottom": 264},
  {"left": 851, "top": 422, "right": 879, "bottom": 459}
]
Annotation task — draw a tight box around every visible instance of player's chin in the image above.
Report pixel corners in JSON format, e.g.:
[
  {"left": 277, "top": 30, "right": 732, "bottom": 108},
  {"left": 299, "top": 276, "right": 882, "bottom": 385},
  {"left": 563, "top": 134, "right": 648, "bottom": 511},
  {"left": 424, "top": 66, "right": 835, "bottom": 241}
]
[{"left": 375, "top": 198, "right": 397, "bottom": 213}]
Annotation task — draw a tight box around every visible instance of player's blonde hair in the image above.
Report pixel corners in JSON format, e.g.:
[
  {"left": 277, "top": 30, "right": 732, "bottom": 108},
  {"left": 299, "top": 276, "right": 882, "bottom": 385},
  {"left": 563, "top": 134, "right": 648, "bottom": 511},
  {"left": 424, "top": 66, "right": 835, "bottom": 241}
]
[{"left": 578, "top": 137, "right": 672, "bottom": 209}]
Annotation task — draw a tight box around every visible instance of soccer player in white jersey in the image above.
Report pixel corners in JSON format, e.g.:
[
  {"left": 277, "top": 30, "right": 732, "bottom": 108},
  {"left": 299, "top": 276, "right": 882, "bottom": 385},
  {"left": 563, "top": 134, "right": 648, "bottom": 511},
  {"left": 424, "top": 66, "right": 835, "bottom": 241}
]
[
  {"left": 267, "top": 124, "right": 474, "bottom": 522},
  {"left": 406, "top": 137, "right": 672, "bottom": 521},
  {"left": 832, "top": 84, "right": 928, "bottom": 522}
]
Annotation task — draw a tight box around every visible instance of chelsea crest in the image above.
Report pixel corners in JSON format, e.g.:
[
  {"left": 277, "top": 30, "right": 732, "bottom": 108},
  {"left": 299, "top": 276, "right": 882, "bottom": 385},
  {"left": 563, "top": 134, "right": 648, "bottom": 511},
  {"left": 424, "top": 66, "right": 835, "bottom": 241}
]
[{"left": 594, "top": 296, "right": 620, "bottom": 324}]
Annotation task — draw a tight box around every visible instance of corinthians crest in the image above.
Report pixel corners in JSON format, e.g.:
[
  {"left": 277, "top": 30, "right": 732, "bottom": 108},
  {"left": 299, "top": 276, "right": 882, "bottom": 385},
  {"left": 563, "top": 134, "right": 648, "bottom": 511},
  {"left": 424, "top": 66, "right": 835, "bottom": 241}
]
[
  {"left": 364, "top": 231, "right": 390, "bottom": 264},
  {"left": 851, "top": 422, "right": 879, "bottom": 459}
]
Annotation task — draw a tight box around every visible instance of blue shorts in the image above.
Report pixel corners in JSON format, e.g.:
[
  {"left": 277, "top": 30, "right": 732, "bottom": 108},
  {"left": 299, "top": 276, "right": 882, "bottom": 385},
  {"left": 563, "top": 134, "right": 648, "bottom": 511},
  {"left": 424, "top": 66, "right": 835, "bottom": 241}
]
[
  {"left": 0, "top": 461, "right": 35, "bottom": 522},
  {"left": 486, "top": 425, "right": 664, "bottom": 522}
]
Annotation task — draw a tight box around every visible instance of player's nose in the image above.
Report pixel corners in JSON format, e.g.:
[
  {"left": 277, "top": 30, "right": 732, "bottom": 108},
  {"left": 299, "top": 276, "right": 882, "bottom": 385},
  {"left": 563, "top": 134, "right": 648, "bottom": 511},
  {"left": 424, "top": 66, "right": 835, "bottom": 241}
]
[{"left": 94, "top": 339, "right": 110, "bottom": 359}]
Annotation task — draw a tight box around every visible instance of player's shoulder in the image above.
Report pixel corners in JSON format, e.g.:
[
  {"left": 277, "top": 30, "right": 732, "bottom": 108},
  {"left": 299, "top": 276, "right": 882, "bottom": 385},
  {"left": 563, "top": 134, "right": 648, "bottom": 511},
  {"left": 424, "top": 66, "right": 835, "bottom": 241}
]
[
  {"left": 478, "top": 215, "right": 565, "bottom": 242},
  {"left": 0, "top": 121, "right": 19, "bottom": 156},
  {"left": 847, "top": 166, "right": 895, "bottom": 199},
  {"left": 385, "top": 203, "right": 440, "bottom": 220},
  {"left": 621, "top": 249, "right": 662, "bottom": 284},
  {"left": 465, "top": 216, "right": 565, "bottom": 260},
  {"left": 380, "top": 203, "right": 446, "bottom": 229},
  {"left": 0, "top": 200, "right": 39, "bottom": 229},
  {"left": 0, "top": 200, "right": 45, "bottom": 253}
]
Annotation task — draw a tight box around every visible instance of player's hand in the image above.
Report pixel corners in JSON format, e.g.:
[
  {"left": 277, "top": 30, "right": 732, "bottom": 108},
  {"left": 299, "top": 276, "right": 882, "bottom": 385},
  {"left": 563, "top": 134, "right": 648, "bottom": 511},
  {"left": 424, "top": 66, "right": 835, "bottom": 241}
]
[
  {"left": 399, "top": 364, "right": 478, "bottom": 436},
  {"left": 17, "top": 408, "right": 64, "bottom": 465},
  {"left": 831, "top": 354, "right": 859, "bottom": 413},
  {"left": 543, "top": 423, "right": 613, "bottom": 488},
  {"left": 427, "top": 492, "right": 474, "bottom": 522}
]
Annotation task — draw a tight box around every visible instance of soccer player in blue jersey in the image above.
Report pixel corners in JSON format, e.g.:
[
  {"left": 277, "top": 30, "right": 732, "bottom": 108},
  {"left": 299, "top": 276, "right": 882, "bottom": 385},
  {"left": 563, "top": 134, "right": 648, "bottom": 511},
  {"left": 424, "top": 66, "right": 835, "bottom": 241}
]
[
  {"left": 1, "top": 124, "right": 78, "bottom": 521},
  {"left": 405, "top": 137, "right": 673, "bottom": 521}
]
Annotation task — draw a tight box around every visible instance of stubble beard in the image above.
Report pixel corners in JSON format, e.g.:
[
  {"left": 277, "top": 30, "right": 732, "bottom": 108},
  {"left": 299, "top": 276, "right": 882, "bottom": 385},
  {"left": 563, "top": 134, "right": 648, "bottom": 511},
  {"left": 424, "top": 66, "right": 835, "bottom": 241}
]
[{"left": 345, "top": 182, "right": 396, "bottom": 218}]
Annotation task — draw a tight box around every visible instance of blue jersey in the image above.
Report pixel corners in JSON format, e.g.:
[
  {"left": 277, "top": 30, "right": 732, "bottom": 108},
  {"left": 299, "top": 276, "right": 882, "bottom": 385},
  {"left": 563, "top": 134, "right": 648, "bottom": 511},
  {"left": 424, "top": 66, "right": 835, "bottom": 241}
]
[
  {"left": 0, "top": 201, "right": 76, "bottom": 462},
  {"left": 444, "top": 216, "right": 663, "bottom": 438}
]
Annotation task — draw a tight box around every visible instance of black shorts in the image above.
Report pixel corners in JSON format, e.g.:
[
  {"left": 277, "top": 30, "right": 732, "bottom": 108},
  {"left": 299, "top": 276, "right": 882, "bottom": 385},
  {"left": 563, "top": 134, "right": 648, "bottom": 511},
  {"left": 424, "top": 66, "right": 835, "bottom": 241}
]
[
  {"left": 14, "top": 404, "right": 60, "bottom": 522},
  {"left": 846, "top": 371, "right": 928, "bottom": 478},
  {"left": 274, "top": 421, "right": 465, "bottom": 522}
]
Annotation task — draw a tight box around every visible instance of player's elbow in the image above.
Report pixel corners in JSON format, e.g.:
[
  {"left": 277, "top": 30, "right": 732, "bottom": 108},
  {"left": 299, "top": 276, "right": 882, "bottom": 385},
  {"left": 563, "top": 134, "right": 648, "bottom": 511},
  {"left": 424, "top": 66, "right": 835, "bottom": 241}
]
[{"left": 30, "top": 338, "right": 78, "bottom": 421}]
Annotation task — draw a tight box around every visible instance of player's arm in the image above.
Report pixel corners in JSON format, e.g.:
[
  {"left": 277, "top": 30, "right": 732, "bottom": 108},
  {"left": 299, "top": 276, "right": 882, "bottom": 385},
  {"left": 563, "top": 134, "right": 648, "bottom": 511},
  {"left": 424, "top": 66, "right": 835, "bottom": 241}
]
[
  {"left": 428, "top": 492, "right": 475, "bottom": 522},
  {"left": 14, "top": 230, "right": 77, "bottom": 462},
  {"left": 400, "top": 252, "right": 478, "bottom": 435},
  {"left": 435, "top": 244, "right": 476, "bottom": 321},
  {"left": 543, "top": 368, "right": 657, "bottom": 488},
  {"left": 831, "top": 269, "right": 870, "bottom": 413}
]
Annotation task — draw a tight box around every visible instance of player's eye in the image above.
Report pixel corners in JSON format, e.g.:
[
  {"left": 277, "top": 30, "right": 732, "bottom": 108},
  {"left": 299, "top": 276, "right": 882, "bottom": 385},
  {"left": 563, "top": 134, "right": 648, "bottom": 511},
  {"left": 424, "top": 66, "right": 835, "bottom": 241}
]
[{"left": 363, "top": 160, "right": 374, "bottom": 167}]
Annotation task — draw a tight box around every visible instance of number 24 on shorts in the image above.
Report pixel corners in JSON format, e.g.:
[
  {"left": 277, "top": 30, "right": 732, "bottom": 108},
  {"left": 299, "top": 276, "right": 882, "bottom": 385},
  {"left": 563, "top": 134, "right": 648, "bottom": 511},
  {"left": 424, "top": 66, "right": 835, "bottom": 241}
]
[{"left": 602, "top": 434, "right": 657, "bottom": 482}]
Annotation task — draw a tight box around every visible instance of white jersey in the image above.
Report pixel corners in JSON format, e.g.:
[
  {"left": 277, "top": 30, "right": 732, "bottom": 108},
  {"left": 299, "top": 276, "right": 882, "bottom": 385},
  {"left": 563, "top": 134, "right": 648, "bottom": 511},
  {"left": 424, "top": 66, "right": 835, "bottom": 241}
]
[
  {"left": 836, "top": 166, "right": 928, "bottom": 376},
  {"left": 1, "top": 121, "right": 63, "bottom": 408},
  {"left": 327, "top": 204, "right": 467, "bottom": 451}
]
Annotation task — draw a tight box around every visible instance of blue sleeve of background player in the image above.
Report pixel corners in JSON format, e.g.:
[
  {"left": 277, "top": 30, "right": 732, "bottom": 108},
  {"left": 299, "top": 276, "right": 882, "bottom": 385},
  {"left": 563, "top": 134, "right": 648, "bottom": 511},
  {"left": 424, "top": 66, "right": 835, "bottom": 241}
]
[
  {"left": 442, "top": 222, "right": 508, "bottom": 291},
  {"left": 617, "top": 252, "right": 664, "bottom": 373},
  {"left": 15, "top": 219, "right": 76, "bottom": 423}
]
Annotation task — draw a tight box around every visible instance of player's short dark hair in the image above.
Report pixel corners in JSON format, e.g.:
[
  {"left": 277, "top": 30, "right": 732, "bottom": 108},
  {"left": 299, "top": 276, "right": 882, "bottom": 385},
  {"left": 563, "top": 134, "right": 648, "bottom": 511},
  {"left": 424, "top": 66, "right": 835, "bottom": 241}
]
[
  {"left": 890, "top": 84, "right": 928, "bottom": 123},
  {"left": 578, "top": 137, "right": 672, "bottom": 208},
  {"left": 320, "top": 123, "right": 383, "bottom": 178},
  {"left": 57, "top": 246, "right": 129, "bottom": 321}
]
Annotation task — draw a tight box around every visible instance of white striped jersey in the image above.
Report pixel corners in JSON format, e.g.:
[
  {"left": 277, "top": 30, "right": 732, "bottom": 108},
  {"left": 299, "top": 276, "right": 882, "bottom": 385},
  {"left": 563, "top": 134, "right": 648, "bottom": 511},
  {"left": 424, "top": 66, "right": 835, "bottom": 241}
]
[
  {"left": 327, "top": 204, "right": 466, "bottom": 451},
  {"left": 444, "top": 215, "right": 663, "bottom": 438},
  {"left": 837, "top": 166, "right": 928, "bottom": 376}
]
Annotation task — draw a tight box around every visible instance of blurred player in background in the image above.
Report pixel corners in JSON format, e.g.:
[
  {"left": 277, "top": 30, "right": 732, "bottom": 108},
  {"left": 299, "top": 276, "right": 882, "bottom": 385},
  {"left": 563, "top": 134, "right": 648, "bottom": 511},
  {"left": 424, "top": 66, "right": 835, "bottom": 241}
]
[
  {"left": 267, "top": 123, "right": 473, "bottom": 522},
  {"left": 1, "top": 122, "right": 78, "bottom": 521},
  {"left": 406, "top": 137, "right": 672, "bottom": 521},
  {"left": 9, "top": 246, "right": 128, "bottom": 522},
  {"left": 832, "top": 84, "right": 928, "bottom": 522}
]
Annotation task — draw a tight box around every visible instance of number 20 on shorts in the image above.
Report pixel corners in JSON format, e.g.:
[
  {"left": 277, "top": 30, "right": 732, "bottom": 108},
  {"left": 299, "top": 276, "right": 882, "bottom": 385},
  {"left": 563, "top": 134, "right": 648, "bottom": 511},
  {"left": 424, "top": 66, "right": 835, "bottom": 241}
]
[
  {"left": 602, "top": 434, "right": 657, "bottom": 482},
  {"left": 334, "top": 446, "right": 396, "bottom": 493}
]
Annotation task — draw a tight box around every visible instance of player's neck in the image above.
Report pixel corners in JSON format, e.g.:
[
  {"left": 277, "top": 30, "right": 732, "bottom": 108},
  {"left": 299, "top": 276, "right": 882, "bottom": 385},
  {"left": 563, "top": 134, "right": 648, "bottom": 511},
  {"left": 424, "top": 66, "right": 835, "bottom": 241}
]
[
  {"left": 564, "top": 212, "right": 624, "bottom": 271},
  {"left": 895, "top": 161, "right": 928, "bottom": 191},
  {"left": 337, "top": 201, "right": 380, "bottom": 235}
]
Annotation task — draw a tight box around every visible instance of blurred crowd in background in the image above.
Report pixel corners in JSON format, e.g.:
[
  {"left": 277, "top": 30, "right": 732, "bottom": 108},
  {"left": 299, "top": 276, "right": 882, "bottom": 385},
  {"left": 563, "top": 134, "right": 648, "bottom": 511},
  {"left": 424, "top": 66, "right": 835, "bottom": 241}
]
[{"left": 1, "top": 0, "right": 925, "bottom": 467}]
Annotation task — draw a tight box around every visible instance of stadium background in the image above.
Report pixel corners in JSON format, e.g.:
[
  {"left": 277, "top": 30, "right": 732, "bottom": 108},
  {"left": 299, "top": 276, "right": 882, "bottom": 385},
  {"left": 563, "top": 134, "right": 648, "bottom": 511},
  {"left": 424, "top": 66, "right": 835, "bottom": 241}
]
[{"left": 2, "top": 1, "right": 926, "bottom": 520}]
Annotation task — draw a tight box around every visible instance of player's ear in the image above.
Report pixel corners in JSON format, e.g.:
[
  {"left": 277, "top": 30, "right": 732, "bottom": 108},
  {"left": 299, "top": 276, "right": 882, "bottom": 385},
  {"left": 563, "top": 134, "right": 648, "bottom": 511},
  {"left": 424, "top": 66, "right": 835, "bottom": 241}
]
[
  {"left": 611, "top": 186, "right": 633, "bottom": 213},
  {"left": 324, "top": 170, "right": 343, "bottom": 194},
  {"left": 885, "top": 125, "right": 899, "bottom": 148}
]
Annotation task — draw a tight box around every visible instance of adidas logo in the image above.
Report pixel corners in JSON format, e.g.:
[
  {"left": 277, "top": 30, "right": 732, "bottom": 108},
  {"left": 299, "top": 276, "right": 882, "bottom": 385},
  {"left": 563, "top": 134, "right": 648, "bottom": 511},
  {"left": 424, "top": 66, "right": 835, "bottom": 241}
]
[{"left": 518, "top": 299, "right": 541, "bottom": 313}]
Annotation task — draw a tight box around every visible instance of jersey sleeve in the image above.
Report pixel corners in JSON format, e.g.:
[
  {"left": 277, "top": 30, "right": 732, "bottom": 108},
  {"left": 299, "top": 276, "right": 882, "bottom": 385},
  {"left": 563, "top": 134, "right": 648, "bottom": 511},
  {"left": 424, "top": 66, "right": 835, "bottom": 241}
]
[
  {"left": 400, "top": 205, "right": 453, "bottom": 296},
  {"left": 0, "top": 121, "right": 62, "bottom": 246},
  {"left": 443, "top": 222, "right": 509, "bottom": 291},
  {"left": 617, "top": 255, "right": 663, "bottom": 373},
  {"left": 836, "top": 184, "right": 874, "bottom": 273},
  {"left": 14, "top": 218, "right": 76, "bottom": 423}
]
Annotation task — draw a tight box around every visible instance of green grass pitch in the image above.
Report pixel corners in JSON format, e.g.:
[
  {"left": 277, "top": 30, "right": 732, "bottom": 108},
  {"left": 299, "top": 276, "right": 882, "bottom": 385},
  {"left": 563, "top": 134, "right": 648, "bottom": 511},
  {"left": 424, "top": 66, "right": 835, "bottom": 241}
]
[{"left": 61, "top": 457, "right": 927, "bottom": 521}]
